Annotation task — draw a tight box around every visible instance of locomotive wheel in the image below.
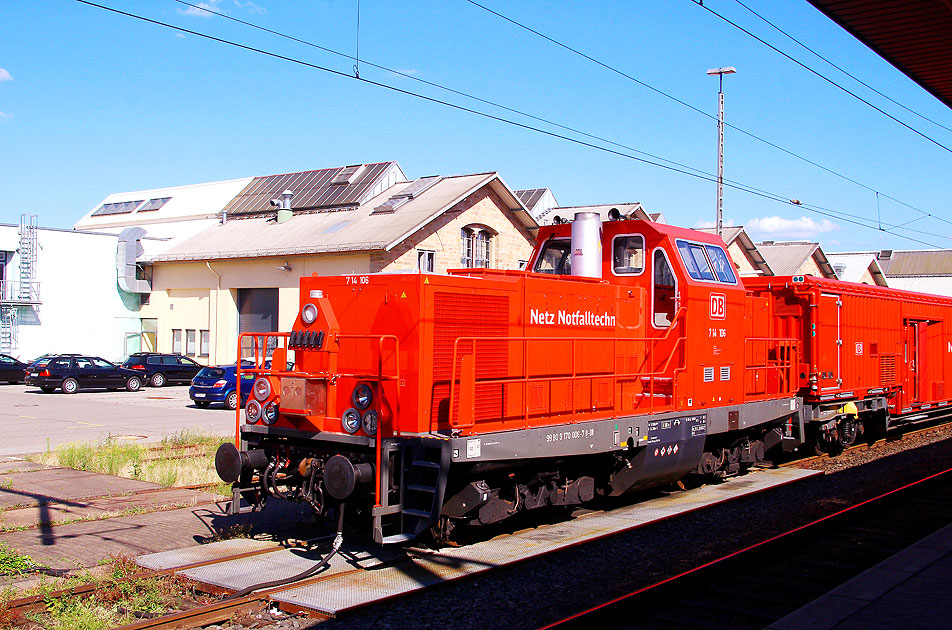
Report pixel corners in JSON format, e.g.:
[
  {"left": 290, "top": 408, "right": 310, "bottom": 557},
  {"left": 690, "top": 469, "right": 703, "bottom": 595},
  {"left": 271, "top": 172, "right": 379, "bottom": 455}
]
[
  {"left": 150, "top": 372, "right": 166, "bottom": 387},
  {"left": 126, "top": 376, "right": 143, "bottom": 392},
  {"left": 61, "top": 378, "right": 78, "bottom": 394}
]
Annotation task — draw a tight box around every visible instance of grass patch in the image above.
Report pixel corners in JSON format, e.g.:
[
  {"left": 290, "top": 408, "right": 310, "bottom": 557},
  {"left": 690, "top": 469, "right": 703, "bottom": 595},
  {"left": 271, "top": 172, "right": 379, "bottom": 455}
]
[
  {"left": 3, "top": 555, "right": 213, "bottom": 630},
  {"left": 0, "top": 544, "right": 34, "bottom": 576},
  {"left": 27, "top": 432, "right": 231, "bottom": 490}
]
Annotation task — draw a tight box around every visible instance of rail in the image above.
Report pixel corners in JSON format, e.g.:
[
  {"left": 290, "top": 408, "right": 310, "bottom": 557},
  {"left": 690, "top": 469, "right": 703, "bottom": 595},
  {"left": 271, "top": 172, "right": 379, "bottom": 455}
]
[
  {"left": 236, "top": 331, "right": 400, "bottom": 509},
  {"left": 447, "top": 307, "right": 687, "bottom": 431}
]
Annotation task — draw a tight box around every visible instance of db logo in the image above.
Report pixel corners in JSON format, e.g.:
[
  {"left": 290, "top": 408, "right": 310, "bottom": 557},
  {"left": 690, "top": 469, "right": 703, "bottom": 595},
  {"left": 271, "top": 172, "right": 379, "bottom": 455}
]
[{"left": 709, "top": 293, "right": 726, "bottom": 320}]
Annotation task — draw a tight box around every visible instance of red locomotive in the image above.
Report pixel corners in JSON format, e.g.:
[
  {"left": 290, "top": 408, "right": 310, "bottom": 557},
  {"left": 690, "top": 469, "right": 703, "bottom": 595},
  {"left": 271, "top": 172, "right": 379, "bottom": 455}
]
[{"left": 216, "top": 213, "right": 952, "bottom": 544}]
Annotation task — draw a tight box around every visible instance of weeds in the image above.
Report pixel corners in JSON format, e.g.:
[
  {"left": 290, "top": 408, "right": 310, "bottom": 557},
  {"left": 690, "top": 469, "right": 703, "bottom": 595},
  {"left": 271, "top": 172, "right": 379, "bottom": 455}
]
[
  {"left": 26, "top": 433, "right": 231, "bottom": 489},
  {"left": 0, "top": 544, "right": 33, "bottom": 576},
  {"left": 10, "top": 555, "right": 205, "bottom": 630}
]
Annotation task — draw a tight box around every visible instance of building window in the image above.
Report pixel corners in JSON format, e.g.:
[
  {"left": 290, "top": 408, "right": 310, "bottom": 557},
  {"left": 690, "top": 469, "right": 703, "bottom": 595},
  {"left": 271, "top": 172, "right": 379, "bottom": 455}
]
[
  {"left": 172, "top": 329, "right": 182, "bottom": 354},
  {"left": 186, "top": 329, "right": 196, "bottom": 356},
  {"left": 460, "top": 225, "right": 493, "bottom": 268},
  {"left": 200, "top": 330, "right": 210, "bottom": 357},
  {"left": 418, "top": 249, "right": 435, "bottom": 272}
]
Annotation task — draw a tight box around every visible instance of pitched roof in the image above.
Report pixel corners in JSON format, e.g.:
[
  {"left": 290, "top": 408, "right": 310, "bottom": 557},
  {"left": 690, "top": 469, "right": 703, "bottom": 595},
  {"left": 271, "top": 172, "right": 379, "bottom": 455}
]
[
  {"left": 827, "top": 253, "right": 888, "bottom": 285},
  {"left": 553, "top": 203, "right": 650, "bottom": 223},
  {"left": 757, "top": 241, "right": 837, "bottom": 278},
  {"left": 222, "top": 161, "right": 403, "bottom": 216},
  {"left": 695, "top": 226, "right": 772, "bottom": 276},
  {"left": 877, "top": 250, "right": 952, "bottom": 276},
  {"left": 74, "top": 177, "right": 254, "bottom": 230},
  {"left": 151, "top": 172, "right": 534, "bottom": 262}
]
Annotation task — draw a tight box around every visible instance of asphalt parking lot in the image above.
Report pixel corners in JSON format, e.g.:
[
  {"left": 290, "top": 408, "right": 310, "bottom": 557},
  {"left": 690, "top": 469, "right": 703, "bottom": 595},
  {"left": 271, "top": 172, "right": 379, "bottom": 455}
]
[{"left": 0, "top": 383, "right": 237, "bottom": 457}]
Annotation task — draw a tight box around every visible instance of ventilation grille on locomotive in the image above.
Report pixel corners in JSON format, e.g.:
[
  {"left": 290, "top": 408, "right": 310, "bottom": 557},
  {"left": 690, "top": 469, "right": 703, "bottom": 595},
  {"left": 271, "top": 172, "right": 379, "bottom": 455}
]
[{"left": 431, "top": 292, "right": 509, "bottom": 424}]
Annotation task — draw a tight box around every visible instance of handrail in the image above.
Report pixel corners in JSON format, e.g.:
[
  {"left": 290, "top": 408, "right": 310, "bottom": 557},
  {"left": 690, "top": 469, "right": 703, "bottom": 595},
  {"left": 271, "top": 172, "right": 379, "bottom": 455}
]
[
  {"left": 743, "top": 336, "right": 800, "bottom": 397},
  {"left": 236, "top": 331, "right": 399, "bottom": 510},
  {"left": 447, "top": 307, "right": 687, "bottom": 430}
]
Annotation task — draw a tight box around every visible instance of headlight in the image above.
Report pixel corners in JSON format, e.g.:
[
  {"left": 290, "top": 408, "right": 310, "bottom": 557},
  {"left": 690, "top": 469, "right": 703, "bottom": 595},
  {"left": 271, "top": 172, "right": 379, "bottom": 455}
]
[
  {"left": 245, "top": 399, "right": 262, "bottom": 424},
  {"left": 361, "top": 410, "right": 378, "bottom": 435},
  {"left": 301, "top": 303, "right": 318, "bottom": 325},
  {"left": 253, "top": 377, "right": 272, "bottom": 401},
  {"left": 352, "top": 383, "right": 373, "bottom": 410},
  {"left": 262, "top": 401, "right": 278, "bottom": 425},
  {"left": 341, "top": 408, "right": 361, "bottom": 434}
]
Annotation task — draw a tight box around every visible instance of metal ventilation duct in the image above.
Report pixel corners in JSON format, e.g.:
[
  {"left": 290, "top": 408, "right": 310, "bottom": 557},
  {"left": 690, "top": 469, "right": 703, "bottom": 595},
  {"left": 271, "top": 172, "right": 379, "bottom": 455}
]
[{"left": 117, "top": 227, "right": 151, "bottom": 293}]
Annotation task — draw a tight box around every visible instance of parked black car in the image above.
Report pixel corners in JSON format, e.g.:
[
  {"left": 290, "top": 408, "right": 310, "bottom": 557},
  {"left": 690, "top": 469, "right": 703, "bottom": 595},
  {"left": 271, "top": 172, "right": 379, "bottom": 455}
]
[
  {"left": 25, "top": 355, "right": 143, "bottom": 393},
  {"left": 0, "top": 354, "right": 28, "bottom": 384},
  {"left": 121, "top": 353, "right": 204, "bottom": 387}
]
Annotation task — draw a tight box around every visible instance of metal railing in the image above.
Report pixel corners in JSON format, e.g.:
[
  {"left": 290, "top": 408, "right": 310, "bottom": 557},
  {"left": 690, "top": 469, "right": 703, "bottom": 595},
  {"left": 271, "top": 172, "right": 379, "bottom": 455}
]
[
  {"left": 236, "top": 331, "right": 401, "bottom": 509},
  {"left": 744, "top": 337, "right": 800, "bottom": 397},
  {"left": 0, "top": 280, "right": 41, "bottom": 303},
  {"left": 447, "top": 308, "right": 688, "bottom": 431}
]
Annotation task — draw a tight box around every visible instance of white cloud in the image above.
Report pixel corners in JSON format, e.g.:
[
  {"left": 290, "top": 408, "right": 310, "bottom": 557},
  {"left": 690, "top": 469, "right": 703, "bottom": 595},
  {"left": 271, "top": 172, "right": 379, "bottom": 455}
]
[
  {"left": 0, "top": 111, "right": 11, "bottom": 119},
  {"left": 179, "top": 1, "right": 223, "bottom": 17},
  {"left": 747, "top": 215, "right": 838, "bottom": 240},
  {"left": 233, "top": 0, "right": 266, "bottom": 14},
  {"left": 692, "top": 218, "right": 736, "bottom": 229},
  {"left": 0, "top": 68, "right": 12, "bottom": 82},
  {"left": 179, "top": 0, "right": 265, "bottom": 17}
]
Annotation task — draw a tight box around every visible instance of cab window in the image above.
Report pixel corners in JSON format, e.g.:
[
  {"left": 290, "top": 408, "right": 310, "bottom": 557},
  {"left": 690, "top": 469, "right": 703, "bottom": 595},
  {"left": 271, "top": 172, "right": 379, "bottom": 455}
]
[
  {"left": 705, "top": 245, "right": 736, "bottom": 283},
  {"left": 677, "top": 241, "right": 716, "bottom": 281},
  {"left": 653, "top": 249, "right": 677, "bottom": 327},
  {"left": 612, "top": 235, "right": 645, "bottom": 275},
  {"left": 533, "top": 239, "right": 572, "bottom": 275}
]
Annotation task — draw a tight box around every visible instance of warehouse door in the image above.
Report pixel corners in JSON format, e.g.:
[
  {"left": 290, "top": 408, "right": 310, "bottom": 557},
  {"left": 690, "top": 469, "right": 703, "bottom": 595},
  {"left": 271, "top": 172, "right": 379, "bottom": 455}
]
[
  {"left": 238, "top": 288, "right": 279, "bottom": 359},
  {"left": 818, "top": 293, "right": 842, "bottom": 390}
]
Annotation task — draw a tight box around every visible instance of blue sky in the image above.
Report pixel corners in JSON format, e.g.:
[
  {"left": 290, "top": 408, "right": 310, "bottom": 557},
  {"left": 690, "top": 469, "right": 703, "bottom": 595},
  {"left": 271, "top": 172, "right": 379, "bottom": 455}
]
[{"left": 2, "top": 1, "right": 951, "bottom": 253}]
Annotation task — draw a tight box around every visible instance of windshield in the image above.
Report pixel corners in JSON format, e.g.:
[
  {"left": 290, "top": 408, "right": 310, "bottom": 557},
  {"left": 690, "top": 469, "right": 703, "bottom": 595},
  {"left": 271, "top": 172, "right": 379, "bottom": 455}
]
[
  {"left": 533, "top": 239, "right": 572, "bottom": 275},
  {"left": 196, "top": 367, "right": 226, "bottom": 379}
]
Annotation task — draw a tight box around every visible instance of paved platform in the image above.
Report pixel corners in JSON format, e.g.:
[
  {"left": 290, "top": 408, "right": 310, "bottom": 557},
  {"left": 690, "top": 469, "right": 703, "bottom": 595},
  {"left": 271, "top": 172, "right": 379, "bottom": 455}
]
[
  {"left": 767, "top": 521, "right": 952, "bottom": 630},
  {"left": 138, "top": 467, "right": 821, "bottom": 616}
]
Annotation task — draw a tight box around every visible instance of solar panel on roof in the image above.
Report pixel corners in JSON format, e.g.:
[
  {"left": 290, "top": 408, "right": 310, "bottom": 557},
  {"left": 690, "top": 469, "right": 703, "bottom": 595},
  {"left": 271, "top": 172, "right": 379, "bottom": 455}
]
[
  {"left": 91, "top": 200, "right": 144, "bottom": 216},
  {"left": 136, "top": 197, "right": 171, "bottom": 212}
]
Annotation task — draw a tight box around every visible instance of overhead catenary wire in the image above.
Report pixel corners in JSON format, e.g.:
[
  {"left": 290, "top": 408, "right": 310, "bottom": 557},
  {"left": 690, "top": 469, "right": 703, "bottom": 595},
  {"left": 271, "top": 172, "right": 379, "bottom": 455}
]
[
  {"left": 75, "top": 0, "right": 945, "bottom": 249},
  {"left": 170, "top": 0, "right": 951, "bottom": 243},
  {"left": 689, "top": 0, "right": 952, "bottom": 156},
  {"left": 464, "top": 0, "right": 952, "bottom": 227},
  {"left": 731, "top": 0, "right": 952, "bottom": 135}
]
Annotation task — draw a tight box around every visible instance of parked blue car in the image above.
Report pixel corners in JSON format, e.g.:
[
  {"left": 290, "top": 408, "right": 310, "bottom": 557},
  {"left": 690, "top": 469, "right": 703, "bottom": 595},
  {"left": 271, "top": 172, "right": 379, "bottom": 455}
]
[{"left": 189, "top": 364, "right": 255, "bottom": 410}]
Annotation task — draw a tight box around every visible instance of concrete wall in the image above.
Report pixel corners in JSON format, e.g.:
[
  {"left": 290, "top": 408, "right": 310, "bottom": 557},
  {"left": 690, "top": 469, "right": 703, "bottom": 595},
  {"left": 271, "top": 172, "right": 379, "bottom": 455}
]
[{"left": 0, "top": 224, "right": 139, "bottom": 362}]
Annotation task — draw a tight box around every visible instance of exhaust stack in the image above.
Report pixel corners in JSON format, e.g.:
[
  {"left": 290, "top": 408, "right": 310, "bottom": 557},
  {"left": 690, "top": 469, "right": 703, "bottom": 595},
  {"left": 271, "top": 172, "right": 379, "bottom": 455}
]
[{"left": 571, "top": 212, "right": 602, "bottom": 278}]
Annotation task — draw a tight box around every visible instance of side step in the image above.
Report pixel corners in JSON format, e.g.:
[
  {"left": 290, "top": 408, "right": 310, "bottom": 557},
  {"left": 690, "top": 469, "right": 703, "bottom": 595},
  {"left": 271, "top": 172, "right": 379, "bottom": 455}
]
[{"left": 372, "top": 438, "right": 451, "bottom": 544}]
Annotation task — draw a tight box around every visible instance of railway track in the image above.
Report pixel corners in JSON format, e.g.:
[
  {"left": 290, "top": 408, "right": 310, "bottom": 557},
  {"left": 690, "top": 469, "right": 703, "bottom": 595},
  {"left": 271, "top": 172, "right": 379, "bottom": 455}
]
[
  {"left": 5, "top": 419, "right": 950, "bottom": 629},
  {"left": 541, "top": 466, "right": 952, "bottom": 629}
]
